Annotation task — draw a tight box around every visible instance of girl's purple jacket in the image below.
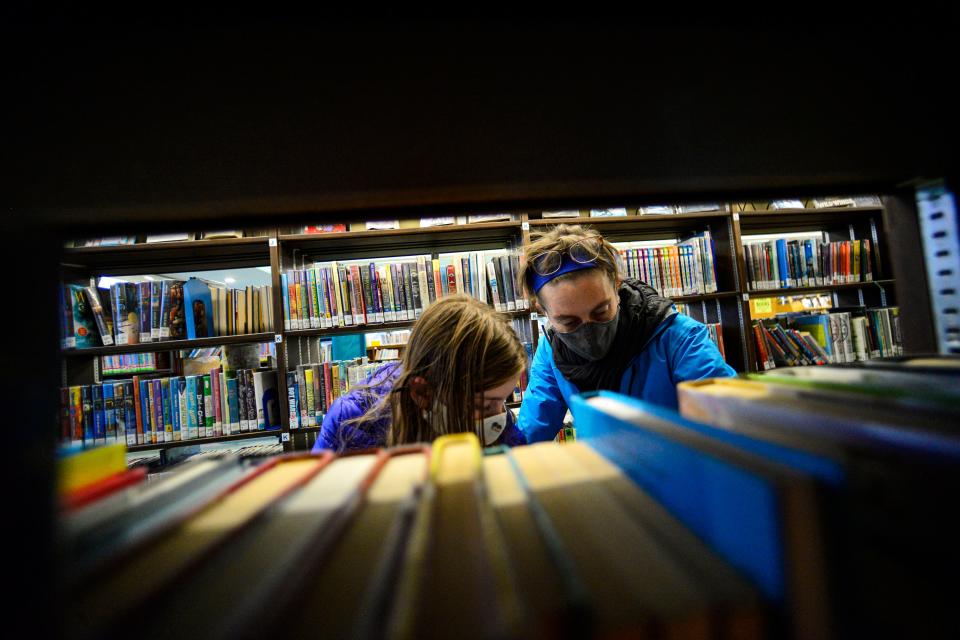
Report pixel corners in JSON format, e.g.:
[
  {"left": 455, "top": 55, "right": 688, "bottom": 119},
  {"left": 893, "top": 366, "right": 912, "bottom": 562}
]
[{"left": 311, "top": 362, "right": 527, "bottom": 452}]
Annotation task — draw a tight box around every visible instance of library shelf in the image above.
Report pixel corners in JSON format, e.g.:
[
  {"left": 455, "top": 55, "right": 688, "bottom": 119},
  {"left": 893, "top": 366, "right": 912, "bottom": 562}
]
[
  {"left": 746, "top": 279, "right": 896, "bottom": 298},
  {"left": 61, "top": 333, "right": 277, "bottom": 357},
  {"left": 672, "top": 291, "right": 741, "bottom": 304},
  {"left": 126, "top": 429, "right": 282, "bottom": 453},
  {"left": 291, "top": 426, "right": 323, "bottom": 434},
  {"left": 736, "top": 207, "right": 885, "bottom": 233},
  {"left": 61, "top": 237, "right": 272, "bottom": 274},
  {"left": 278, "top": 221, "right": 523, "bottom": 257},
  {"left": 285, "top": 310, "right": 531, "bottom": 339}
]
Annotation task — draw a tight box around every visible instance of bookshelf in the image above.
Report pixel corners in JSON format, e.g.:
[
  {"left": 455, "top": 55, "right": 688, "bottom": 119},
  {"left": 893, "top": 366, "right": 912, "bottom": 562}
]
[{"left": 59, "top": 203, "right": 902, "bottom": 452}]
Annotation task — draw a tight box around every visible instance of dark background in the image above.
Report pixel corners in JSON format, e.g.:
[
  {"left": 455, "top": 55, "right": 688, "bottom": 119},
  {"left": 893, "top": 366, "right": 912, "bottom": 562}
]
[{"left": 3, "top": 9, "right": 956, "bottom": 636}]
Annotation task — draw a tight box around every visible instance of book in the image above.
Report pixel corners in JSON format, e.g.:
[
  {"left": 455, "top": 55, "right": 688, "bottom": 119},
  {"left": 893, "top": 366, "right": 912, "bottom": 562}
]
[
  {"left": 83, "top": 286, "right": 114, "bottom": 346},
  {"left": 365, "top": 220, "right": 400, "bottom": 230},
  {"left": 419, "top": 216, "right": 455, "bottom": 227},
  {"left": 302, "top": 224, "right": 347, "bottom": 233},
  {"left": 589, "top": 208, "right": 627, "bottom": 217},
  {"left": 541, "top": 210, "right": 581, "bottom": 218},
  {"left": 183, "top": 278, "right": 214, "bottom": 339},
  {"left": 253, "top": 370, "right": 280, "bottom": 430}
]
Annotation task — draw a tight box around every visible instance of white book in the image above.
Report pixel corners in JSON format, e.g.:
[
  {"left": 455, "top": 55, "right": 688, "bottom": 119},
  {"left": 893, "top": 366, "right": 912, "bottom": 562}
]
[
  {"left": 487, "top": 262, "right": 504, "bottom": 312},
  {"left": 416, "top": 256, "right": 430, "bottom": 312}
]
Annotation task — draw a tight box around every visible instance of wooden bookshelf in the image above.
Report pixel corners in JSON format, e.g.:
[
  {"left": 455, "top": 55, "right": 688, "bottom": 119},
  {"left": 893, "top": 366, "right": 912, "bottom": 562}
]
[
  {"left": 61, "top": 236, "right": 271, "bottom": 274},
  {"left": 58, "top": 201, "right": 905, "bottom": 450},
  {"left": 746, "top": 279, "right": 896, "bottom": 298},
  {"left": 126, "top": 429, "right": 282, "bottom": 453},
  {"left": 286, "top": 310, "right": 531, "bottom": 339},
  {"left": 61, "top": 333, "right": 276, "bottom": 357},
  {"left": 672, "top": 291, "right": 741, "bottom": 304}
]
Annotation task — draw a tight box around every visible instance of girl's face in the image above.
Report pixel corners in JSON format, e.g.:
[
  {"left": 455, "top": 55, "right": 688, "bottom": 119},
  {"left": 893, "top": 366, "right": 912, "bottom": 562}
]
[
  {"left": 538, "top": 270, "right": 619, "bottom": 333},
  {"left": 473, "top": 375, "right": 519, "bottom": 419}
]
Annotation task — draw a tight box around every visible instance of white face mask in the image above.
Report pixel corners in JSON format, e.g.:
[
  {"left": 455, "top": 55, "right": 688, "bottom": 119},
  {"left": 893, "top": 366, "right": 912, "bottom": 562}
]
[
  {"left": 481, "top": 411, "right": 508, "bottom": 446},
  {"left": 423, "top": 403, "right": 508, "bottom": 446}
]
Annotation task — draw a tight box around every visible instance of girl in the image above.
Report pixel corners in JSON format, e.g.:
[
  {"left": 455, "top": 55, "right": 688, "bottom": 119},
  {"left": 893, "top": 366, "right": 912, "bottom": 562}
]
[
  {"left": 517, "top": 224, "right": 735, "bottom": 443},
  {"left": 312, "top": 295, "right": 528, "bottom": 452}
]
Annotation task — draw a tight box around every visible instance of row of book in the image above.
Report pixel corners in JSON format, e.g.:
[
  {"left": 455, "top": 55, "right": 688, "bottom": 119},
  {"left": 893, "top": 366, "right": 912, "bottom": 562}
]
[
  {"left": 753, "top": 306, "right": 902, "bottom": 369},
  {"left": 65, "top": 231, "right": 252, "bottom": 247},
  {"left": 207, "top": 283, "right": 275, "bottom": 337},
  {"left": 281, "top": 252, "right": 528, "bottom": 331},
  {"left": 61, "top": 360, "right": 960, "bottom": 639},
  {"left": 100, "top": 352, "right": 170, "bottom": 376},
  {"left": 59, "top": 368, "right": 281, "bottom": 447},
  {"left": 286, "top": 359, "right": 390, "bottom": 428},
  {"left": 744, "top": 237, "right": 874, "bottom": 291},
  {"left": 615, "top": 232, "right": 719, "bottom": 297},
  {"left": 60, "top": 279, "right": 274, "bottom": 349}
]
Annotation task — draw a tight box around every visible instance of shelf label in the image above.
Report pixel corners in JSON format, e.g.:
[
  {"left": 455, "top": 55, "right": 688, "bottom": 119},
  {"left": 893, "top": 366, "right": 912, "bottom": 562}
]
[
  {"left": 522, "top": 222, "right": 530, "bottom": 231},
  {"left": 281, "top": 432, "right": 290, "bottom": 442},
  {"left": 742, "top": 293, "right": 750, "bottom": 301},
  {"left": 269, "top": 238, "right": 278, "bottom": 247},
  {"left": 274, "top": 334, "right": 283, "bottom": 344},
  {"left": 753, "top": 297, "right": 773, "bottom": 314},
  {"left": 530, "top": 312, "right": 539, "bottom": 320},
  {"left": 733, "top": 213, "right": 740, "bottom": 221}
]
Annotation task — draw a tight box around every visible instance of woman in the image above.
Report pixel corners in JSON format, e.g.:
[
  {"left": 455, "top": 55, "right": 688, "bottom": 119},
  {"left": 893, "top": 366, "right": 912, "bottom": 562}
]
[
  {"left": 517, "top": 224, "right": 735, "bottom": 443},
  {"left": 312, "top": 295, "right": 528, "bottom": 452}
]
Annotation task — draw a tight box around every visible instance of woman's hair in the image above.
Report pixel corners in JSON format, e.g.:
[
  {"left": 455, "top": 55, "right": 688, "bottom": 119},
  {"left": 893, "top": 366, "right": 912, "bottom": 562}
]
[
  {"left": 341, "top": 295, "right": 527, "bottom": 448},
  {"left": 518, "top": 224, "right": 623, "bottom": 306}
]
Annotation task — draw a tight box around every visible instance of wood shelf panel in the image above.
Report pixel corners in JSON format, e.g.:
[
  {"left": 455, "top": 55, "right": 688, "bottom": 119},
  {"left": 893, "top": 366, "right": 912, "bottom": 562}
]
[
  {"left": 126, "top": 429, "right": 281, "bottom": 453},
  {"left": 62, "top": 333, "right": 276, "bottom": 357}
]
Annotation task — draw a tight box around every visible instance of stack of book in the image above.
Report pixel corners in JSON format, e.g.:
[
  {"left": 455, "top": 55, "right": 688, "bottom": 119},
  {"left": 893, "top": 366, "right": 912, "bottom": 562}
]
[
  {"left": 281, "top": 251, "right": 527, "bottom": 331},
  {"left": 615, "top": 233, "right": 718, "bottom": 298},
  {"left": 753, "top": 307, "right": 901, "bottom": 370},
  {"left": 59, "top": 359, "right": 960, "bottom": 638},
  {"left": 59, "top": 368, "right": 281, "bottom": 447},
  {"left": 744, "top": 238, "right": 873, "bottom": 291}
]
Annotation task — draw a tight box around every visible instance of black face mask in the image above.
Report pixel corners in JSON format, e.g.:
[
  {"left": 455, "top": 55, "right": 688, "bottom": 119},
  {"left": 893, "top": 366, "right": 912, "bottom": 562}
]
[
  {"left": 553, "top": 306, "right": 619, "bottom": 361},
  {"left": 549, "top": 279, "right": 676, "bottom": 391}
]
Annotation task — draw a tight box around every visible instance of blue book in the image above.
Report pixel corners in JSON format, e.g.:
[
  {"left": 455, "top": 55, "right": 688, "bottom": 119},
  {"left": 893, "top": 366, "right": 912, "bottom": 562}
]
[
  {"left": 183, "top": 277, "right": 214, "bottom": 339},
  {"left": 91, "top": 384, "right": 106, "bottom": 443},
  {"left": 151, "top": 379, "right": 165, "bottom": 443},
  {"left": 286, "top": 372, "right": 300, "bottom": 429},
  {"left": 102, "top": 382, "right": 116, "bottom": 441},
  {"left": 775, "top": 238, "right": 791, "bottom": 287},
  {"left": 124, "top": 381, "right": 137, "bottom": 446},
  {"left": 280, "top": 272, "right": 291, "bottom": 330},
  {"left": 162, "top": 378, "right": 174, "bottom": 442},
  {"left": 170, "top": 377, "right": 180, "bottom": 439},
  {"left": 570, "top": 390, "right": 833, "bottom": 605},
  {"left": 185, "top": 376, "right": 199, "bottom": 440},
  {"left": 139, "top": 380, "right": 151, "bottom": 444},
  {"left": 226, "top": 378, "right": 241, "bottom": 431}
]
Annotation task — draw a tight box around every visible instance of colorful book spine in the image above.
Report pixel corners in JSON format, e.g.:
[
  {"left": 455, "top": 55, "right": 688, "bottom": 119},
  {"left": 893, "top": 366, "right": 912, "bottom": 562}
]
[
  {"left": 185, "top": 376, "right": 199, "bottom": 440},
  {"left": 161, "top": 377, "right": 173, "bottom": 442},
  {"left": 202, "top": 375, "right": 214, "bottom": 438},
  {"left": 226, "top": 376, "right": 241, "bottom": 433},
  {"left": 287, "top": 372, "right": 301, "bottom": 429},
  {"left": 211, "top": 368, "right": 222, "bottom": 437}
]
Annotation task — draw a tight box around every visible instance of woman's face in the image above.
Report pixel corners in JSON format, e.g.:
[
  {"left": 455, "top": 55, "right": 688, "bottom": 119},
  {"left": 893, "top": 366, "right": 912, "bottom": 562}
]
[{"left": 539, "top": 270, "right": 619, "bottom": 333}]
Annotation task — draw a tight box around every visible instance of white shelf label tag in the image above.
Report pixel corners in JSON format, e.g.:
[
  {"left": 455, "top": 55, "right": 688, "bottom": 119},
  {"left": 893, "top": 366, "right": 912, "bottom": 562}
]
[
  {"left": 281, "top": 432, "right": 290, "bottom": 442},
  {"left": 742, "top": 293, "right": 750, "bottom": 301},
  {"left": 733, "top": 213, "right": 740, "bottom": 221},
  {"left": 274, "top": 334, "right": 283, "bottom": 343},
  {"left": 521, "top": 222, "right": 530, "bottom": 231},
  {"left": 269, "top": 238, "right": 278, "bottom": 247}
]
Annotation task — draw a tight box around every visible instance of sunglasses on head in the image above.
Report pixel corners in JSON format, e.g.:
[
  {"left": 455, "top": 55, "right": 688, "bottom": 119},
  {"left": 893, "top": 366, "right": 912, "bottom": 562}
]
[{"left": 529, "top": 235, "right": 603, "bottom": 276}]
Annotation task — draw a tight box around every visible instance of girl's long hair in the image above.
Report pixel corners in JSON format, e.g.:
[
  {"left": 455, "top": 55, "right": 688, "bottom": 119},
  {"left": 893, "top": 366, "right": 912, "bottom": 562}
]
[{"left": 340, "top": 295, "right": 527, "bottom": 448}]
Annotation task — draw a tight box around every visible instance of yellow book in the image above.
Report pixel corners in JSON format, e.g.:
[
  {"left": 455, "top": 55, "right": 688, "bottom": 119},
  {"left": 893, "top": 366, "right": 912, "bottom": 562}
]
[{"left": 57, "top": 443, "right": 127, "bottom": 494}]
